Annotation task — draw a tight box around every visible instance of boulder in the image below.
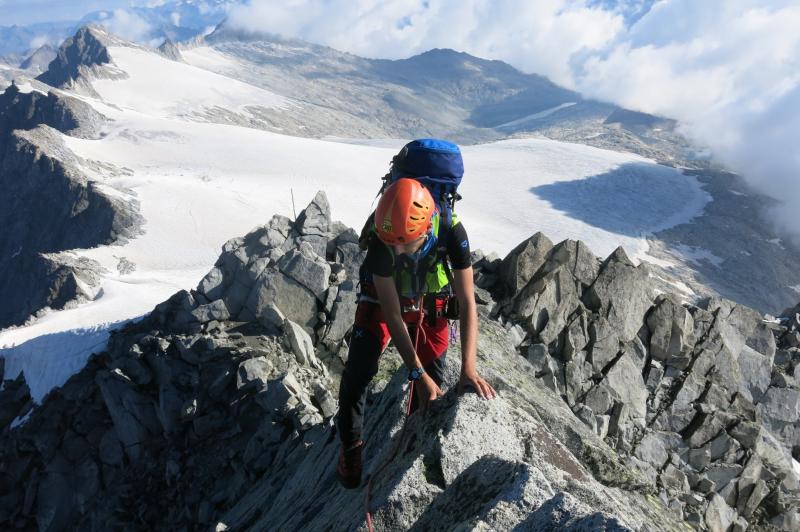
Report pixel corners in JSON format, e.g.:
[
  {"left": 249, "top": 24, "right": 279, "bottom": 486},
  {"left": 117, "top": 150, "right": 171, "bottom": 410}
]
[
  {"left": 244, "top": 269, "right": 318, "bottom": 332},
  {"left": 236, "top": 357, "right": 273, "bottom": 392},
  {"left": 646, "top": 294, "right": 694, "bottom": 361},
  {"left": 283, "top": 319, "right": 319, "bottom": 369},
  {"left": 583, "top": 247, "right": 652, "bottom": 342},
  {"left": 499, "top": 232, "right": 553, "bottom": 297},
  {"left": 277, "top": 241, "right": 331, "bottom": 300},
  {"left": 296, "top": 190, "right": 331, "bottom": 237}
]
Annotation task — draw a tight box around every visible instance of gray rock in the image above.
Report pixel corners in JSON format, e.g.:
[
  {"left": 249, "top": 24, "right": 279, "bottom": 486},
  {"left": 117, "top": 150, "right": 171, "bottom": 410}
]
[
  {"left": 257, "top": 303, "right": 285, "bottom": 332},
  {"left": 278, "top": 241, "right": 331, "bottom": 300},
  {"left": 322, "top": 281, "right": 357, "bottom": 348},
  {"left": 244, "top": 269, "right": 318, "bottom": 332},
  {"left": 635, "top": 432, "right": 669, "bottom": 468},
  {"left": 236, "top": 357, "right": 273, "bottom": 392},
  {"left": 311, "top": 381, "right": 337, "bottom": 418},
  {"left": 603, "top": 351, "right": 648, "bottom": 424},
  {"left": 689, "top": 447, "right": 711, "bottom": 470},
  {"left": 705, "top": 463, "right": 743, "bottom": 491},
  {"left": 283, "top": 319, "right": 318, "bottom": 369},
  {"left": 705, "top": 493, "right": 736, "bottom": 532},
  {"left": 647, "top": 294, "right": 694, "bottom": 361},
  {"left": 585, "top": 384, "right": 614, "bottom": 417},
  {"left": 524, "top": 343, "right": 550, "bottom": 374},
  {"left": 296, "top": 190, "right": 331, "bottom": 237},
  {"left": 660, "top": 463, "right": 689, "bottom": 494},
  {"left": 95, "top": 370, "right": 160, "bottom": 462},
  {"left": 190, "top": 299, "right": 230, "bottom": 323},
  {"left": 513, "top": 265, "right": 582, "bottom": 344},
  {"left": 583, "top": 247, "right": 652, "bottom": 342},
  {"left": 595, "top": 415, "right": 610, "bottom": 439},
  {"left": 198, "top": 266, "right": 226, "bottom": 301},
  {"left": 730, "top": 421, "right": 761, "bottom": 449},
  {"left": 759, "top": 387, "right": 800, "bottom": 423},
  {"left": 588, "top": 317, "right": 620, "bottom": 374},
  {"left": 573, "top": 404, "right": 596, "bottom": 432},
  {"left": 499, "top": 232, "right": 553, "bottom": 297}
]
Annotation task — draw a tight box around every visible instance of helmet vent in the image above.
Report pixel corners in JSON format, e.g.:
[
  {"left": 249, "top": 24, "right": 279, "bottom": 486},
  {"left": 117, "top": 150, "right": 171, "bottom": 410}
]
[{"left": 412, "top": 201, "right": 424, "bottom": 208}]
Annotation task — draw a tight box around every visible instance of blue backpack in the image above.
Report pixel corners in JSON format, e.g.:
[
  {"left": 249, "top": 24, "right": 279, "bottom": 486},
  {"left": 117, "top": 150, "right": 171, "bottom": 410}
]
[
  {"left": 358, "top": 139, "right": 465, "bottom": 302},
  {"left": 383, "top": 138, "right": 464, "bottom": 235}
]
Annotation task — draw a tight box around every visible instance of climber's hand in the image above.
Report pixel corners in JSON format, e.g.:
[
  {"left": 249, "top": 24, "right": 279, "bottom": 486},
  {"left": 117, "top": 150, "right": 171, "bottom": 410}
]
[
  {"left": 458, "top": 370, "right": 497, "bottom": 399},
  {"left": 416, "top": 373, "right": 443, "bottom": 413}
]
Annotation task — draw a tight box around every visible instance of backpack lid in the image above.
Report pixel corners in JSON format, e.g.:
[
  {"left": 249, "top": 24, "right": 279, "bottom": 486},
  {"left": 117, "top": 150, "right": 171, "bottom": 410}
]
[{"left": 391, "top": 138, "right": 464, "bottom": 183}]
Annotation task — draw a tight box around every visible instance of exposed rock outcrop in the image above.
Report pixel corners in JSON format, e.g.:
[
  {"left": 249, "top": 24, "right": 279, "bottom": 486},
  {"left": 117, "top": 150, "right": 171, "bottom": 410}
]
[
  {"left": 0, "top": 43, "right": 141, "bottom": 328},
  {"left": 0, "top": 192, "right": 797, "bottom": 531},
  {"left": 36, "top": 25, "right": 119, "bottom": 92}
]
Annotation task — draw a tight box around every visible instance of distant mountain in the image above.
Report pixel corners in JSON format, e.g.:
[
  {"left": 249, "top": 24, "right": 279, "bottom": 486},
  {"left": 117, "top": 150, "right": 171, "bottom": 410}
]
[
  {"left": 0, "top": 1, "right": 235, "bottom": 57},
  {"left": 199, "top": 24, "right": 685, "bottom": 161},
  {"left": 19, "top": 44, "right": 57, "bottom": 73}
]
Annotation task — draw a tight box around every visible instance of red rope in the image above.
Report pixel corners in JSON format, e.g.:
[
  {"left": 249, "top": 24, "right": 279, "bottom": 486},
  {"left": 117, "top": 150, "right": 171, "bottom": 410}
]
[{"left": 365, "top": 304, "right": 425, "bottom": 532}]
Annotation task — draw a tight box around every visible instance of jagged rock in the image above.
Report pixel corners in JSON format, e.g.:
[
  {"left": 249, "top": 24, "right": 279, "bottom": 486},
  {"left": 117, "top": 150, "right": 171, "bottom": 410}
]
[
  {"left": 283, "top": 319, "right": 318, "bottom": 369},
  {"left": 603, "top": 351, "right": 648, "bottom": 424},
  {"left": 660, "top": 463, "right": 690, "bottom": 494},
  {"left": 705, "top": 464, "right": 743, "bottom": 492},
  {"left": 95, "top": 370, "right": 160, "bottom": 461},
  {"left": 499, "top": 232, "right": 553, "bottom": 297},
  {"left": 257, "top": 302, "right": 285, "bottom": 332},
  {"left": 98, "top": 430, "right": 123, "bottom": 466},
  {"left": 513, "top": 265, "right": 582, "bottom": 344},
  {"left": 244, "top": 269, "right": 318, "bottom": 332},
  {"left": 322, "top": 281, "right": 358, "bottom": 349},
  {"left": 647, "top": 294, "right": 695, "bottom": 361},
  {"left": 296, "top": 190, "right": 330, "bottom": 237},
  {"left": 278, "top": 241, "right": 331, "bottom": 300},
  {"left": 705, "top": 493, "right": 736, "bottom": 532},
  {"left": 583, "top": 247, "right": 652, "bottom": 342},
  {"left": 635, "top": 432, "right": 669, "bottom": 468},
  {"left": 190, "top": 299, "right": 230, "bottom": 323},
  {"left": 588, "top": 317, "right": 620, "bottom": 374},
  {"left": 157, "top": 39, "right": 183, "bottom": 61},
  {"left": 759, "top": 387, "right": 800, "bottom": 424},
  {"left": 311, "top": 382, "right": 337, "bottom": 418},
  {"left": 236, "top": 358, "right": 272, "bottom": 392},
  {"left": 584, "top": 384, "right": 614, "bottom": 417}
]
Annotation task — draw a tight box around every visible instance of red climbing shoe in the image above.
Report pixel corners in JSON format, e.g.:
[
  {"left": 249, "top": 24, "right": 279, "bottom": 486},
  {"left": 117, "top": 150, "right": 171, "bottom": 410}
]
[{"left": 337, "top": 440, "right": 364, "bottom": 489}]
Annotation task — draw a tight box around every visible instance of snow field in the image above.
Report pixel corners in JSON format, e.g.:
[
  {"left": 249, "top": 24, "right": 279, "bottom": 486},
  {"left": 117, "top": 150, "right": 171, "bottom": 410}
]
[{"left": 1, "top": 42, "right": 711, "bottom": 406}]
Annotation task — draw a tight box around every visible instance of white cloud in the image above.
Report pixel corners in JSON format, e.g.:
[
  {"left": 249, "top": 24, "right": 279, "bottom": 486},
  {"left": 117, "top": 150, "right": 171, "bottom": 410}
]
[
  {"left": 226, "top": 0, "right": 624, "bottom": 86},
  {"left": 100, "top": 8, "right": 155, "bottom": 42},
  {"left": 226, "top": 0, "right": 800, "bottom": 241}
]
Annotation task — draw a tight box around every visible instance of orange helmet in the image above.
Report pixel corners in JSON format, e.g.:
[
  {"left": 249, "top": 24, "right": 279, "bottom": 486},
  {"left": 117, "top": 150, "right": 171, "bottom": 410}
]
[{"left": 374, "top": 178, "right": 435, "bottom": 245}]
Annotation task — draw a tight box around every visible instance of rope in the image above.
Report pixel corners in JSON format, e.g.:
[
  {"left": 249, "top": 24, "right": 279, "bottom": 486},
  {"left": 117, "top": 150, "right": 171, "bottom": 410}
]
[{"left": 365, "top": 304, "right": 425, "bottom": 532}]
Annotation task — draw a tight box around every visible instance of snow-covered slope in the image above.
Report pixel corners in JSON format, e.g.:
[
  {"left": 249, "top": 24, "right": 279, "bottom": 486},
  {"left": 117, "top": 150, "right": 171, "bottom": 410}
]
[{"left": 0, "top": 34, "right": 711, "bottom": 404}]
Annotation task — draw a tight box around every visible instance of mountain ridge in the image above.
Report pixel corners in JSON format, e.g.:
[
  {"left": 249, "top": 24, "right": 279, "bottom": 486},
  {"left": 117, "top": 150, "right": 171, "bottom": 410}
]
[{"left": 1, "top": 192, "right": 797, "bottom": 530}]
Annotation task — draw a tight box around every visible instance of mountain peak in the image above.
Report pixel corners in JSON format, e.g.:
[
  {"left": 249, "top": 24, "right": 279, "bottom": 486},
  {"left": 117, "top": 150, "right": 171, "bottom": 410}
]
[{"left": 36, "top": 24, "right": 113, "bottom": 88}]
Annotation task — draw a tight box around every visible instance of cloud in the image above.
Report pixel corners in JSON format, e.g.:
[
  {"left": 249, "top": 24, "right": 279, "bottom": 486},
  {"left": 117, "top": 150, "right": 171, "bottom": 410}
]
[
  {"left": 574, "top": 0, "right": 800, "bottom": 242},
  {"left": 226, "top": 0, "right": 800, "bottom": 241},
  {"left": 100, "top": 8, "right": 158, "bottom": 44}
]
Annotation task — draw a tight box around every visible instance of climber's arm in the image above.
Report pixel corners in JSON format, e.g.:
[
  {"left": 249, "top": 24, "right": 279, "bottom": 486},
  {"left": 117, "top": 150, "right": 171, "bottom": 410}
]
[{"left": 451, "top": 266, "right": 496, "bottom": 399}]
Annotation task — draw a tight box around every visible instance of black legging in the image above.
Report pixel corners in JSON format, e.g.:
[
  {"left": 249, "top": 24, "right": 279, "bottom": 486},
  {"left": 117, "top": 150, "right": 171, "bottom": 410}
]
[{"left": 337, "top": 323, "right": 447, "bottom": 446}]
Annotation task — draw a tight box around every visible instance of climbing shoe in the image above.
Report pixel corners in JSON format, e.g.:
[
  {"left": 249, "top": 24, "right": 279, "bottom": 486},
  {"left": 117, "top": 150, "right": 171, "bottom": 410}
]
[{"left": 337, "top": 440, "right": 364, "bottom": 489}]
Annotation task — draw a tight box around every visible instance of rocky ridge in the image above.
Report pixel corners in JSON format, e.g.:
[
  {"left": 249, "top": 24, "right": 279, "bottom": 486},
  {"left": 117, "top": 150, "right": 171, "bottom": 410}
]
[
  {"left": 0, "top": 35, "right": 142, "bottom": 329},
  {"left": 1, "top": 192, "right": 798, "bottom": 531}
]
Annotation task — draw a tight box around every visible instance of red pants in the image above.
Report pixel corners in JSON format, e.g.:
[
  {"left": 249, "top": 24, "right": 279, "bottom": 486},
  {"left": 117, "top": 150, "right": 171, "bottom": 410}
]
[
  {"left": 338, "top": 298, "right": 450, "bottom": 445},
  {"left": 353, "top": 299, "right": 449, "bottom": 366}
]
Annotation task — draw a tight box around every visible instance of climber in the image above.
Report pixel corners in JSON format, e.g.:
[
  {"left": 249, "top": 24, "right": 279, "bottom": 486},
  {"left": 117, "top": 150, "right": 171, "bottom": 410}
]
[{"left": 336, "top": 139, "right": 497, "bottom": 489}]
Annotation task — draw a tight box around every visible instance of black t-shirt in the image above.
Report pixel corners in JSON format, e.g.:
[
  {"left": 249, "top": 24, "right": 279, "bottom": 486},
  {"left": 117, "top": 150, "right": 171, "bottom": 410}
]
[{"left": 363, "top": 221, "right": 472, "bottom": 277}]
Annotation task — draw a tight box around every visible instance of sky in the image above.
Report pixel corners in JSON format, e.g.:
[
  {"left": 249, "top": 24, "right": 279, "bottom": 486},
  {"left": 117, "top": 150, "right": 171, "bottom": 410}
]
[{"left": 1, "top": 0, "right": 798, "bottom": 241}]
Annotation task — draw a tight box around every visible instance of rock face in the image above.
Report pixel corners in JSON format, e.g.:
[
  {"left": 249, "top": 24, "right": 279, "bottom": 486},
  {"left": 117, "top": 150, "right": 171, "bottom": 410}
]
[
  {"left": 36, "top": 25, "right": 114, "bottom": 90},
  {"left": 0, "top": 31, "right": 140, "bottom": 328},
  {"left": 1, "top": 194, "right": 798, "bottom": 531}
]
